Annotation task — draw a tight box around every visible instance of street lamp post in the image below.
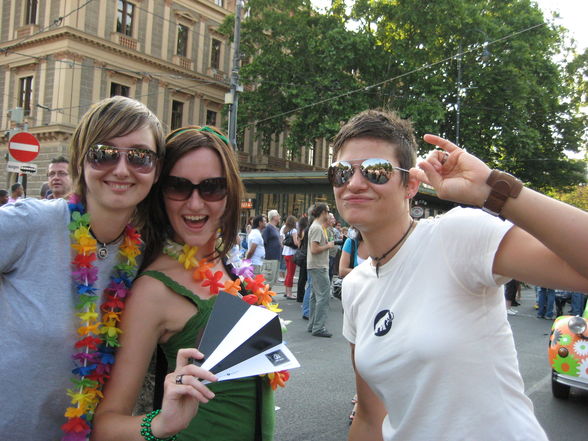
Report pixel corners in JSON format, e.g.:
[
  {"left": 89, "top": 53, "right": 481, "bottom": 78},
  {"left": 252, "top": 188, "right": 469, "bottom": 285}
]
[{"left": 227, "top": 0, "right": 244, "bottom": 151}]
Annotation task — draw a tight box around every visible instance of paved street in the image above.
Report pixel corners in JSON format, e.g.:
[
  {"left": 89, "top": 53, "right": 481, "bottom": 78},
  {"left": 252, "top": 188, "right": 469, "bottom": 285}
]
[{"left": 270, "top": 280, "right": 588, "bottom": 441}]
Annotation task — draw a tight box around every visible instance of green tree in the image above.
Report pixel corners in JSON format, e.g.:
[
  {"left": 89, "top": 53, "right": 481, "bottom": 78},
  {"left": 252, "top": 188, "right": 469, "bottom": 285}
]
[
  {"left": 350, "top": 0, "right": 586, "bottom": 190},
  {"left": 226, "top": 0, "right": 586, "bottom": 190},
  {"left": 552, "top": 184, "right": 588, "bottom": 211},
  {"left": 223, "top": 0, "right": 384, "bottom": 159}
]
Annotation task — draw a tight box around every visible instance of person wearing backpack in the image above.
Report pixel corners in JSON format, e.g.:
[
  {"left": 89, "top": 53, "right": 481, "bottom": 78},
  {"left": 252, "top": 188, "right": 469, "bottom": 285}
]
[{"left": 281, "top": 215, "right": 300, "bottom": 299}]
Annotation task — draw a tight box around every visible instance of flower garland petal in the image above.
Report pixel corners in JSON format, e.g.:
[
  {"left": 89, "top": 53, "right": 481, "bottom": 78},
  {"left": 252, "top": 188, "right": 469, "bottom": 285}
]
[
  {"left": 164, "top": 238, "right": 290, "bottom": 390},
  {"left": 62, "top": 196, "right": 141, "bottom": 440}
]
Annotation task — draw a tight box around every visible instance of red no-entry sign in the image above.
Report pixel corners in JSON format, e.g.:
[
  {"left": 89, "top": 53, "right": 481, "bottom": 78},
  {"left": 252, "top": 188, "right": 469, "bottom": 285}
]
[{"left": 8, "top": 132, "right": 40, "bottom": 162}]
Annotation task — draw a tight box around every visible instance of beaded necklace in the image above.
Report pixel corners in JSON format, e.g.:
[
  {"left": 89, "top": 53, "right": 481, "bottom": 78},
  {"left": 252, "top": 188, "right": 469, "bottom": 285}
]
[
  {"left": 162, "top": 238, "right": 290, "bottom": 389},
  {"left": 62, "top": 195, "right": 142, "bottom": 441}
]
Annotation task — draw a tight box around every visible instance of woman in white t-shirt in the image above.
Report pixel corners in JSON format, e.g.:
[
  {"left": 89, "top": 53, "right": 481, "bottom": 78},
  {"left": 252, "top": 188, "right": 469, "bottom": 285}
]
[
  {"left": 329, "top": 109, "right": 588, "bottom": 441},
  {"left": 281, "top": 215, "right": 299, "bottom": 299},
  {"left": 246, "top": 214, "right": 266, "bottom": 273}
]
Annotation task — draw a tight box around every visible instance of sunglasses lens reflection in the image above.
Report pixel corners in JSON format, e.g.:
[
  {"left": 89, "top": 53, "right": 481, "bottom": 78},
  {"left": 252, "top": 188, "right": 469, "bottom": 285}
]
[
  {"left": 362, "top": 159, "right": 393, "bottom": 185},
  {"left": 328, "top": 159, "right": 394, "bottom": 187},
  {"left": 87, "top": 145, "right": 156, "bottom": 173}
]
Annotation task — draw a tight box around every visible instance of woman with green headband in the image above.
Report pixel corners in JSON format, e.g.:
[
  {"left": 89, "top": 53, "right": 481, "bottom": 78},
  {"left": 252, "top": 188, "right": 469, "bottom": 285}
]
[{"left": 93, "top": 126, "right": 276, "bottom": 441}]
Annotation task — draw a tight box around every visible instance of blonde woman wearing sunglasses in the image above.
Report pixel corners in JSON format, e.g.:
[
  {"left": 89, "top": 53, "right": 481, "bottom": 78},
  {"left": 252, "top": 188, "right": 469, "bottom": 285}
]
[
  {"left": 93, "top": 126, "right": 276, "bottom": 441},
  {"left": 330, "top": 109, "right": 588, "bottom": 441},
  {"left": 0, "top": 96, "right": 168, "bottom": 440}
]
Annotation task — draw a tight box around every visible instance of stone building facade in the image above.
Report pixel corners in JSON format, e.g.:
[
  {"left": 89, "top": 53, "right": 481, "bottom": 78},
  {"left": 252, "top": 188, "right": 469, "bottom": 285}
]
[{"left": 0, "top": 0, "right": 325, "bottom": 197}]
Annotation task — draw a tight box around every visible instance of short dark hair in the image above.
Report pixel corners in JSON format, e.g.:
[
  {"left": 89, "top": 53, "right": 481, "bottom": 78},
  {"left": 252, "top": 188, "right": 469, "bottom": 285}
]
[
  {"left": 311, "top": 203, "right": 329, "bottom": 219},
  {"left": 11, "top": 183, "right": 22, "bottom": 192},
  {"left": 252, "top": 214, "right": 265, "bottom": 229},
  {"left": 50, "top": 156, "right": 69, "bottom": 165},
  {"left": 0, "top": 189, "right": 8, "bottom": 198},
  {"left": 332, "top": 109, "right": 417, "bottom": 185}
]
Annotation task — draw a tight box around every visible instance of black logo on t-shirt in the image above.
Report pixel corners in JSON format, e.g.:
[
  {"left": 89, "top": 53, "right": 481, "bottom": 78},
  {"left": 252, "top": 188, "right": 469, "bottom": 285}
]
[{"left": 374, "top": 310, "right": 394, "bottom": 336}]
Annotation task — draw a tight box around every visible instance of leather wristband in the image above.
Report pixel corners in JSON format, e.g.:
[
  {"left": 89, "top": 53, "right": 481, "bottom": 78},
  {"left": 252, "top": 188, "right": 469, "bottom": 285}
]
[{"left": 481, "top": 170, "right": 523, "bottom": 216}]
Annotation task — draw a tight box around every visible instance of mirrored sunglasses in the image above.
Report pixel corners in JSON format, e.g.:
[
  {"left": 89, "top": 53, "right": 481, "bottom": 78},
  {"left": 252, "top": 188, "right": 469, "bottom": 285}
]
[
  {"left": 86, "top": 144, "right": 158, "bottom": 174},
  {"left": 327, "top": 158, "right": 409, "bottom": 187},
  {"left": 162, "top": 176, "right": 227, "bottom": 202}
]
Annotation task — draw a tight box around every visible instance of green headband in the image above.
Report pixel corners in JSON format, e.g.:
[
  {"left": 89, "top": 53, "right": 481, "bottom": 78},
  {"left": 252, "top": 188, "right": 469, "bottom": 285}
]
[{"left": 166, "top": 126, "right": 230, "bottom": 145}]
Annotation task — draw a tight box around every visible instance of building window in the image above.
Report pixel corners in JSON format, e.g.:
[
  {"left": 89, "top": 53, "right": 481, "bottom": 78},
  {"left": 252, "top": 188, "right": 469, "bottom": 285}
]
[
  {"left": 25, "top": 0, "right": 38, "bottom": 25},
  {"left": 171, "top": 100, "right": 184, "bottom": 130},
  {"left": 18, "top": 76, "right": 33, "bottom": 116},
  {"left": 211, "top": 39, "right": 221, "bottom": 70},
  {"left": 214, "top": 0, "right": 224, "bottom": 6},
  {"left": 206, "top": 110, "right": 217, "bottom": 126},
  {"left": 117, "top": 0, "right": 134, "bottom": 36},
  {"left": 177, "top": 24, "right": 189, "bottom": 57},
  {"left": 110, "top": 82, "right": 130, "bottom": 97}
]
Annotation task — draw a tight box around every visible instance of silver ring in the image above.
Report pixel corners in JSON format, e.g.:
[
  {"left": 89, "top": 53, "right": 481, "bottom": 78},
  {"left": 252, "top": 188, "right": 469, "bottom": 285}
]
[{"left": 175, "top": 374, "right": 184, "bottom": 385}]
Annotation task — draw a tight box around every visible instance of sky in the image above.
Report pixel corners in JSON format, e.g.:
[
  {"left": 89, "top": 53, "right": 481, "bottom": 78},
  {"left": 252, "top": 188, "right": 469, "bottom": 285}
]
[{"left": 310, "top": 0, "right": 588, "bottom": 51}]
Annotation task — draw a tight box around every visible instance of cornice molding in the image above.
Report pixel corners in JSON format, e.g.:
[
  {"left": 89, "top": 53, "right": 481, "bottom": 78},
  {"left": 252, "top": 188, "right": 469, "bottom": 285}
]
[{"left": 1, "top": 27, "right": 229, "bottom": 90}]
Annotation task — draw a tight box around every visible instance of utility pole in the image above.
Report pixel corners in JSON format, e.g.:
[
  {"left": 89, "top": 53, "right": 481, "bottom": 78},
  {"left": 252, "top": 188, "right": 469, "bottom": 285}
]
[{"left": 227, "top": 0, "right": 244, "bottom": 150}]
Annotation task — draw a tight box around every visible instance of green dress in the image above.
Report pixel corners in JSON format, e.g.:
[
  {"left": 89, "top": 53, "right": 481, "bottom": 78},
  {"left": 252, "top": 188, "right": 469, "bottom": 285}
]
[{"left": 141, "top": 270, "right": 275, "bottom": 441}]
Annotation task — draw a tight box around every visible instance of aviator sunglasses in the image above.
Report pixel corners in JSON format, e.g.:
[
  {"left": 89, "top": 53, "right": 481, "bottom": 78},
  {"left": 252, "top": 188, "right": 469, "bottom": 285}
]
[
  {"left": 86, "top": 144, "right": 158, "bottom": 174},
  {"left": 163, "top": 176, "right": 228, "bottom": 202},
  {"left": 327, "top": 158, "right": 409, "bottom": 187}
]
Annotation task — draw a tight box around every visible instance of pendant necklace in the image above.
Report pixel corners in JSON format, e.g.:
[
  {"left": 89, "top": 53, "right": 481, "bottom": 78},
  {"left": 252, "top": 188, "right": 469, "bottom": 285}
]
[
  {"left": 371, "top": 218, "right": 415, "bottom": 277},
  {"left": 90, "top": 227, "right": 125, "bottom": 260}
]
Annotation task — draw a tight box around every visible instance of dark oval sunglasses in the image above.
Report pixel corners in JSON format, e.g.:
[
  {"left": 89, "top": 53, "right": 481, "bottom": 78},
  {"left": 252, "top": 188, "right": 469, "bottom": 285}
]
[
  {"left": 162, "top": 176, "right": 227, "bottom": 202},
  {"left": 86, "top": 144, "right": 158, "bottom": 174},
  {"left": 327, "top": 158, "right": 409, "bottom": 187}
]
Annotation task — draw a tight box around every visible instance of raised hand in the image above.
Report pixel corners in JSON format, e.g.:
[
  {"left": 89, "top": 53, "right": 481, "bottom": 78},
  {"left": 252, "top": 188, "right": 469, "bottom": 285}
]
[
  {"left": 150, "top": 348, "right": 217, "bottom": 439},
  {"left": 410, "top": 134, "right": 492, "bottom": 207}
]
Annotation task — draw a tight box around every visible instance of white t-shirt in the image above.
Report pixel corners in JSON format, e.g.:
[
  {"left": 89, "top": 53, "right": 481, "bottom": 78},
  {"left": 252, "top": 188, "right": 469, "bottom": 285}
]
[
  {"left": 342, "top": 207, "right": 548, "bottom": 441},
  {"left": 247, "top": 228, "right": 265, "bottom": 265},
  {"left": 281, "top": 226, "right": 298, "bottom": 256}
]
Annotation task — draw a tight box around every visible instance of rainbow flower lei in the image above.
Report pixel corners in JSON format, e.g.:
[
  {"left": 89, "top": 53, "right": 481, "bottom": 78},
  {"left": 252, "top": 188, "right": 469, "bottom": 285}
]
[
  {"left": 62, "top": 195, "right": 142, "bottom": 441},
  {"left": 162, "top": 239, "right": 290, "bottom": 389}
]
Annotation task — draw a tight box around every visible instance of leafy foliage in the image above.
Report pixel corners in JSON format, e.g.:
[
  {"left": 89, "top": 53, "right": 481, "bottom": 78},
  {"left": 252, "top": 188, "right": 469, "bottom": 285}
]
[
  {"left": 551, "top": 184, "right": 588, "bottom": 211},
  {"left": 225, "top": 0, "right": 586, "bottom": 190}
]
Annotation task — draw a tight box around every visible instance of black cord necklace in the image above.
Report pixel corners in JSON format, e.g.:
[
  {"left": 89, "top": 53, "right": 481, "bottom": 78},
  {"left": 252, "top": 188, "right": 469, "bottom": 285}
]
[
  {"left": 371, "top": 218, "right": 415, "bottom": 277},
  {"left": 89, "top": 227, "right": 125, "bottom": 260}
]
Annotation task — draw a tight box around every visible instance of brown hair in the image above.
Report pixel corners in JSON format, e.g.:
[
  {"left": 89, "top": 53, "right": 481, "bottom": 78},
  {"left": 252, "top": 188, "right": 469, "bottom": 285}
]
[
  {"left": 141, "top": 126, "right": 243, "bottom": 268},
  {"left": 332, "top": 109, "right": 417, "bottom": 185},
  {"left": 283, "top": 215, "right": 297, "bottom": 234},
  {"left": 69, "top": 96, "right": 164, "bottom": 226}
]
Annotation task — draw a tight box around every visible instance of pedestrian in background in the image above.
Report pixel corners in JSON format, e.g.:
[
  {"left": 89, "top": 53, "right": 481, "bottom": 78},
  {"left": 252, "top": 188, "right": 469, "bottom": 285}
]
[
  {"left": 331, "top": 109, "right": 588, "bottom": 441},
  {"left": 295, "top": 215, "right": 310, "bottom": 313},
  {"left": 536, "top": 286, "right": 556, "bottom": 319},
  {"left": 307, "top": 203, "right": 335, "bottom": 338},
  {"left": 7, "top": 182, "right": 24, "bottom": 203},
  {"left": 263, "top": 209, "right": 282, "bottom": 279},
  {"left": 0, "top": 189, "right": 8, "bottom": 206},
  {"left": 47, "top": 156, "right": 73, "bottom": 199},
  {"left": 246, "top": 214, "right": 266, "bottom": 274},
  {"left": 504, "top": 279, "right": 521, "bottom": 315},
  {"left": 281, "top": 215, "right": 299, "bottom": 299}
]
